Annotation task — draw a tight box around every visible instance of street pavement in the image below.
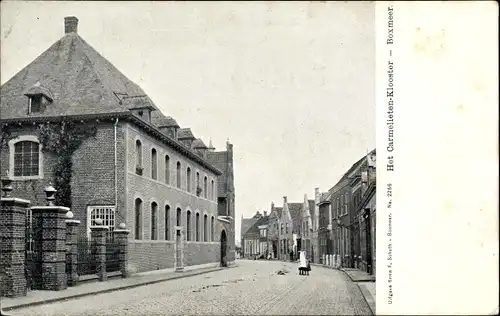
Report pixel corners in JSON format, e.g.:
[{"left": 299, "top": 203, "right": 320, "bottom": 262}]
[{"left": 10, "top": 260, "right": 372, "bottom": 316}]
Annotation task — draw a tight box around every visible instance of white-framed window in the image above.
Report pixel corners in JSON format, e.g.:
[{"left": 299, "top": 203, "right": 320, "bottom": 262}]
[
  {"left": 9, "top": 135, "right": 44, "bottom": 180},
  {"left": 260, "top": 229, "right": 267, "bottom": 238},
  {"left": 87, "top": 206, "right": 116, "bottom": 238}
]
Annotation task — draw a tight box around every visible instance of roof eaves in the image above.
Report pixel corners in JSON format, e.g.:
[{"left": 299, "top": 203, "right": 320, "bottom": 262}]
[{"left": 127, "top": 115, "right": 222, "bottom": 175}]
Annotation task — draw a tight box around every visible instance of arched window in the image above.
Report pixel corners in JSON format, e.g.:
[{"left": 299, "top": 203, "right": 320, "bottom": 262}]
[
  {"left": 134, "top": 198, "right": 143, "bottom": 240},
  {"left": 211, "top": 180, "right": 214, "bottom": 200},
  {"left": 195, "top": 212, "right": 200, "bottom": 241},
  {"left": 204, "top": 214, "right": 208, "bottom": 242},
  {"left": 196, "top": 172, "right": 200, "bottom": 190},
  {"left": 186, "top": 211, "right": 192, "bottom": 241},
  {"left": 211, "top": 216, "right": 215, "bottom": 241},
  {"left": 151, "top": 149, "right": 157, "bottom": 180},
  {"left": 135, "top": 140, "right": 142, "bottom": 167},
  {"left": 176, "top": 162, "right": 181, "bottom": 189},
  {"left": 151, "top": 202, "right": 158, "bottom": 240},
  {"left": 165, "top": 155, "right": 170, "bottom": 184},
  {"left": 12, "top": 140, "right": 40, "bottom": 177},
  {"left": 344, "top": 193, "right": 348, "bottom": 214},
  {"left": 203, "top": 176, "right": 208, "bottom": 199},
  {"left": 165, "top": 205, "right": 170, "bottom": 240},
  {"left": 176, "top": 208, "right": 182, "bottom": 227},
  {"left": 187, "top": 167, "right": 191, "bottom": 192}
]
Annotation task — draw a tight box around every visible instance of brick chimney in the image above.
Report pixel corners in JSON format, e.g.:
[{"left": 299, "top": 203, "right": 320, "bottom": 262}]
[
  {"left": 283, "top": 196, "right": 287, "bottom": 204},
  {"left": 263, "top": 211, "right": 267, "bottom": 217},
  {"left": 65, "top": 16, "right": 78, "bottom": 34}
]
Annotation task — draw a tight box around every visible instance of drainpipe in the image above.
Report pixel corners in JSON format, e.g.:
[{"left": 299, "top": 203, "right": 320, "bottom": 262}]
[{"left": 114, "top": 118, "right": 119, "bottom": 209}]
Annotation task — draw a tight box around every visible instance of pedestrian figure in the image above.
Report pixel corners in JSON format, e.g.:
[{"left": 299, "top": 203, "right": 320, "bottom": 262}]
[
  {"left": 298, "top": 251, "right": 307, "bottom": 275},
  {"left": 305, "top": 257, "right": 311, "bottom": 276}
]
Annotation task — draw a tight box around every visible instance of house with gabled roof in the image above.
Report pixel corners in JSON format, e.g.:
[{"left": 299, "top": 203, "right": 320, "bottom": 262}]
[
  {"left": 0, "top": 17, "right": 235, "bottom": 273},
  {"left": 316, "top": 149, "right": 375, "bottom": 268},
  {"left": 240, "top": 211, "right": 269, "bottom": 259}
]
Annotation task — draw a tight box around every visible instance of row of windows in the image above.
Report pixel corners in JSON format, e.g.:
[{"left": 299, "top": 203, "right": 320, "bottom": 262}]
[
  {"left": 135, "top": 140, "right": 216, "bottom": 200},
  {"left": 133, "top": 198, "right": 216, "bottom": 242},
  {"left": 334, "top": 192, "right": 349, "bottom": 218}
]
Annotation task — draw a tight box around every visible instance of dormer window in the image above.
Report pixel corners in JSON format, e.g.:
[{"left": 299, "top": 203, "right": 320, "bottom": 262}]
[
  {"left": 29, "top": 95, "right": 43, "bottom": 113},
  {"left": 138, "top": 110, "right": 144, "bottom": 117},
  {"left": 24, "top": 82, "right": 53, "bottom": 115}
]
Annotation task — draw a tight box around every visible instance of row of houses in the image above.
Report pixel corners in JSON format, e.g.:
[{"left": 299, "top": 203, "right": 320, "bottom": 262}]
[
  {"left": 241, "top": 150, "right": 376, "bottom": 275},
  {"left": 0, "top": 17, "right": 236, "bottom": 280}
]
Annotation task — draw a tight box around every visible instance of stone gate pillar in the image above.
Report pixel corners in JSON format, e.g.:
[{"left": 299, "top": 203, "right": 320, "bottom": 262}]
[
  {"left": 65, "top": 211, "right": 80, "bottom": 286},
  {"left": 90, "top": 220, "right": 108, "bottom": 281},
  {"left": 0, "top": 177, "right": 30, "bottom": 297},
  {"left": 113, "top": 223, "right": 130, "bottom": 278},
  {"left": 30, "top": 185, "right": 69, "bottom": 291}
]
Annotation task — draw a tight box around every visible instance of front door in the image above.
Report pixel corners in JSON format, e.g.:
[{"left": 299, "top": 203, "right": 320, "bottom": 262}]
[{"left": 220, "top": 230, "right": 227, "bottom": 267}]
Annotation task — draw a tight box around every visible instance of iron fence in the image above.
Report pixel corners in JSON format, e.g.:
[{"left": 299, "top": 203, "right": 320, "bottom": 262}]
[
  {"left": 76, "top": 236, "right": 97, "bottom": 276},
  {"left": 106, "top": 235, "right": 121, "bottom": 273}
]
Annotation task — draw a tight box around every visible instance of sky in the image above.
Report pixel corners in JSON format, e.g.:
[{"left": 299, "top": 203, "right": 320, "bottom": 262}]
[{"left": 1, "top": 1, "right": 375, "bottom": 243}]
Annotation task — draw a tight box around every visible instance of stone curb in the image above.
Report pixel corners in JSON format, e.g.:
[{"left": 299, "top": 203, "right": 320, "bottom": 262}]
[
  {"left": 2, "top": 265, "right": 235, "bottom": 312},
  {"left": 310, "top": 263, "right": 374, "bottom": 316}
]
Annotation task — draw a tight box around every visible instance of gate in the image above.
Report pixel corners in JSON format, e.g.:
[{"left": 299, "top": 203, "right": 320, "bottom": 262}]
[
  {"left": 106, "top": 234, "right": 121, "bottom": 273},
  {"left": 25, "top": 208, "right": 42, "bottom": 291}
]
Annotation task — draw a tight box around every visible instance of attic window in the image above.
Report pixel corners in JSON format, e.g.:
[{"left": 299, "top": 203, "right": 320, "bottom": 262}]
[
  {"left": 138, "top": 110, "right": 144, "bottom": 117},
  {"left": 29, "top": 95, "right": 43, "bottom": 113},
  {"left": 24, "top": 82, "right": 53, "bottom": 114}
]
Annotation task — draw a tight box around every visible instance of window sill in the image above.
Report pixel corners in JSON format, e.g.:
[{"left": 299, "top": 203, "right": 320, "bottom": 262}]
[{"left": 10, "top": 175, "right": 43, "bottom": 181}]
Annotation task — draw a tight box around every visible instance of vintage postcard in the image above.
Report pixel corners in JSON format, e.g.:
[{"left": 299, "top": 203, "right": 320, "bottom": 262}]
[{"left": 0, "top": 1, "right": 497, "bottom": 315}]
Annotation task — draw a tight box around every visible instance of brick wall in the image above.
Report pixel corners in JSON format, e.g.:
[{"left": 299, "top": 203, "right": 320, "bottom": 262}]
[
  {"left": 0, "top": 125, "right": 57, "bottom": 206},
  {"left": 71, "top": 122, "right": 126, "bottom": 236},
  {"left": 125, "top": 123, "right": 225, "bottom": 271}
]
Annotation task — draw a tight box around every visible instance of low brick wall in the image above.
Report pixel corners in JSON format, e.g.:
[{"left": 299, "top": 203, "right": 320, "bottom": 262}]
[
  {"left": 183, "top": 242, "right": 219, "bottom": 266},
  {"left": 128, "top": 240, "right": 221, "bottom": 273}
]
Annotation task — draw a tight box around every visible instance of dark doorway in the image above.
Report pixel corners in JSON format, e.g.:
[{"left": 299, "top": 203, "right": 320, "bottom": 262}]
[{"left": 220, "top": 229, "right": 227, "bottom": 267}]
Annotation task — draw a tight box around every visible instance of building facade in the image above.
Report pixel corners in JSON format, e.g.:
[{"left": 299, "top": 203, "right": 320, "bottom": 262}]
[
  {"left": 0, "top": 17, "right": 235, "bottom": 273},
  {"left": 241, "top": 212, "right": 269, "bottom": 259},
  {"left": 316, "top": 150, "right": 376, "bottom": 269},
  {"left": 266, "top": 197, "right": 294, "bottom": 261}
]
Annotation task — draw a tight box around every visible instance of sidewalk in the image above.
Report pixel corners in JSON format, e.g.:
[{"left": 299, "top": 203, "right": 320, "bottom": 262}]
[
  {"left": 1, "top": 262, "right": 233, "bottom": 312},
  {"left": 311, "top": 264, "right": 376, "bottom": 314}
]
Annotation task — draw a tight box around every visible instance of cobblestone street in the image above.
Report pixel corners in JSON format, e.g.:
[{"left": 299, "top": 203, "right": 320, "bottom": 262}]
[{"left": 10, "top": 260, "right": 372, "bottom": 316}]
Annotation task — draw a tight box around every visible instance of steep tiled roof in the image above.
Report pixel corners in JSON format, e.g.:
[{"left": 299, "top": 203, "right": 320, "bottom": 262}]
[
  {"left": 23, "top": 82, "right": 54, "bottom": 101},
  {"left": 178, "top": 128, "right": 196, "bottom": 140},
  {"left": 1, "top": 33, "right": 150, "bottom": 119},
  {"left": 121, "top": 95, "right": 155, "bottom": 111},
  {"left": 337, "top": 149, "right": 376, "bottom": 185},
  {"left": 192, "top": 139, "right": 208, "bottom": 149},
  {"left": 242, "top": 215, "right": 269, "bottom": 239},
  {"left": 287, "top": 202, "right": 303, "bottom": 233},
  {"left": 0, "top": 20, "right": 226, "bottom": 176},
  {"left": 241, "top": 217, "right": 259, "bottom": 238},
  {"left": 270, "top": 207, "right": 282, "bottom": 219},
  {"left": 322, "top": 149, "right": 377, "bottom": 200},
  {"left": 151, "top": 111, "right": 179, "bottom": 128}
]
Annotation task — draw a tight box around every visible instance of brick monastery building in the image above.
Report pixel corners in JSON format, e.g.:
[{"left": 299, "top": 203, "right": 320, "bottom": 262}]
[{"left": 0, "top": 17, "right": 235, "bottom": 272}]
